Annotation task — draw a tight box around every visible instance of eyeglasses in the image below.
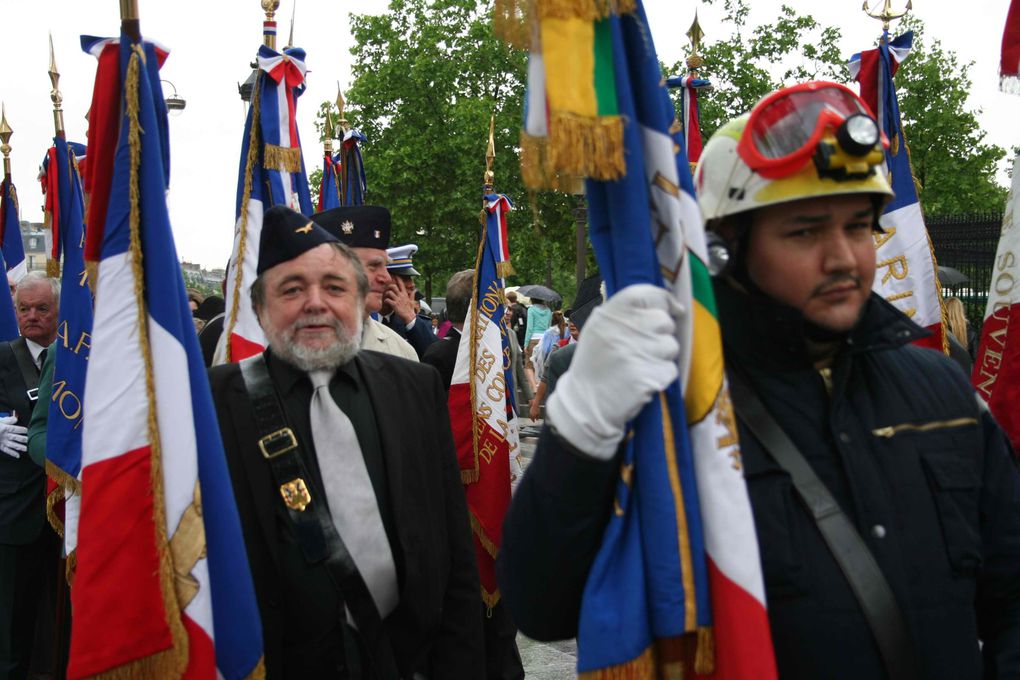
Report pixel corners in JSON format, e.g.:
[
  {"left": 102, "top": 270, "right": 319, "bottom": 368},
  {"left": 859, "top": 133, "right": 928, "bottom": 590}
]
[{"left": 736, "top": 81, "right": 887, "bottom": 179}]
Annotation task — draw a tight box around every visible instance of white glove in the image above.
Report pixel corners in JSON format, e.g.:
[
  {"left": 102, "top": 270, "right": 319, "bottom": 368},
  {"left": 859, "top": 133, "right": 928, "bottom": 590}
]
[
  {"left": 546, "top": 284, "right": 683, "bottom": 460},
  {"left": 0, "top": 415, "right": 28, "bottom": 459}
]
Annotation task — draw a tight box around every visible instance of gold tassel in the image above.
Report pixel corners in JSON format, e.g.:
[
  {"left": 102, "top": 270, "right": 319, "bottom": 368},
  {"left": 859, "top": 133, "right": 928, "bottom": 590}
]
[
  {"left": 492, "top": 0, "right": 530, "bottom": 48},
  {"left": 578, "top": 646, "right": 656, "bottom": 680},
  {"left": 496, "top": 261, "right": 516, "bottom": 278},
  {"left": 47, "top": 258, "right": 61, "bottom": 278},
  {"left": 84, "top": 260, "right": 99, "bottom": 296},
  {"left": 65, "top": 550, "right": 77, "bottom": 587},
  {"left": 547, "top": 112, "right": 626, "bottom": 182},
  {"left": 461, "top": 468, "right": 480, "bottom": 484},
  {"left": 694, "top": 626, "right": 716, "bottom": 675},
  {"left": 263, "top": 144, "right": 303, "bottom": 173},
  {"left": 46, "top": 486, "right": 66, "bottom": 538},
  {"left": 536, "top": 0, "right": 637, "bottom": 21}
]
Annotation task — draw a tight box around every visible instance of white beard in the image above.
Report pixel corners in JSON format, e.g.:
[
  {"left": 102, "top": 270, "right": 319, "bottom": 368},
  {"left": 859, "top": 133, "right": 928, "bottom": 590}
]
[{"left": 266, "top": 313, "right": 363, "bottom": 372}]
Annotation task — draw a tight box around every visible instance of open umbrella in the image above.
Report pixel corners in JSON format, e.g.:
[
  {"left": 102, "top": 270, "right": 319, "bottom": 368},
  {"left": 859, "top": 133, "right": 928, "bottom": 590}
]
[
  {"left": 517, "top": 284, "right": 562, "bottom": 305},
  {"left": 938, "top": 265, "right": 969, "bottom": 287}
]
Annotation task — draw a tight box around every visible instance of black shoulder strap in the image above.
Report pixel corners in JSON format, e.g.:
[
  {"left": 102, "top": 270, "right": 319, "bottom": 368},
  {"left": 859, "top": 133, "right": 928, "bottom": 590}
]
[
  {"left": 9, "top": 339, "right": 40, "bottom": 403},
  {"left": 727, "top": 367, "right": 919, "bottom": 680},
  {"left": 239, "top": 354, "right": 400, "bottom": 680}
]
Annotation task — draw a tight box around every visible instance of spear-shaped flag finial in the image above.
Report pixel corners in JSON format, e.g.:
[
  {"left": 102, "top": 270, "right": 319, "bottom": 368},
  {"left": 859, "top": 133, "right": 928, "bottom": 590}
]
[
  {"left": 48, "top": 33, "right": 66, "bottom": 137},
  {"left": 863, "top": 0, "right": 913, "bottom": 33},
  {"left": 0, "top": 104, "right": 12, "bottom": 179},
  {"left": 484, "top": 115, "right": 495, "bottom": 192},
  {"left": 323, "top": 102, "right": 335, "bottom": 154},
  {"left": 336, "top": 85, "right": 350, "bottom": 133},
  {"left": 285, "top": 0, "right": 297, "bottom": 49},
  {"left": 686, "top": 11, "right": 705, "bottom": 70}
]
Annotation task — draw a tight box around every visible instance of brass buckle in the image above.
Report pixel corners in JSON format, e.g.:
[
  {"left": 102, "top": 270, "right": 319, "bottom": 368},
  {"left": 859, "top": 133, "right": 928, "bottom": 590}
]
[
  {"left": 259, "top": 428, "right": 298, "bottom": 459},
  {"left": 280, "top": 478, "right": 312, "bottom": 512}
]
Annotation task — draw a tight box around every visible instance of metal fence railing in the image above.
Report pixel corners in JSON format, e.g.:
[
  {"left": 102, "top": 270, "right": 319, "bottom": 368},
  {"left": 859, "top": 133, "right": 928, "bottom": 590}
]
[{"left": 926, "top": 212, "right": 1003, "bottom": 333}]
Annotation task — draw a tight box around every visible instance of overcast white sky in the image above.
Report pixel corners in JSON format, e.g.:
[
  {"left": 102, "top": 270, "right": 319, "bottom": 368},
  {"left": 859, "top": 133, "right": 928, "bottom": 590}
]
[{"left": 0, "top": 0, "right": 1014, "bottom": 270}]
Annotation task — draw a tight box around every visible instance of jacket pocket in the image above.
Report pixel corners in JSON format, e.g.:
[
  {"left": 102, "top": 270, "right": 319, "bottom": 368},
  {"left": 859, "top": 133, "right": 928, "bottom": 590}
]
[
  {"left": 871, "top": 417, "right": 978, "bottom": 439},
  {"left": 921, "top": 452, "right": 982, "bottom": 576}
]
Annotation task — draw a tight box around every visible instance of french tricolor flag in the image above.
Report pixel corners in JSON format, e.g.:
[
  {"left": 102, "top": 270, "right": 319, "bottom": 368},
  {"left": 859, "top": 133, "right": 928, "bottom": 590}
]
[
  {"left": 71, "top": 32, "right": 263, "bottom": 680},
  {"left": 850, "top": 32, "right": 947, "bottom": 353}
]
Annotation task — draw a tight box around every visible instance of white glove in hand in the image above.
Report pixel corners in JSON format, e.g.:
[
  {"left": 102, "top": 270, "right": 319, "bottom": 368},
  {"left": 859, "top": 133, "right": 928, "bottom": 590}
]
[
  {"left": 546, "top": 284, "right": 683, "bottom": 460},
  {"left": 0, "top": 415, "right": 27, "bottom": 459}
]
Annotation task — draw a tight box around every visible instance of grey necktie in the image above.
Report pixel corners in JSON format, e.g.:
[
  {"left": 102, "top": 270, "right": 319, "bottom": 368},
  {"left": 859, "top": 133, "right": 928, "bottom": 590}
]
[{"left": 308, "top": 369, "right": 398, "bottom": 618}]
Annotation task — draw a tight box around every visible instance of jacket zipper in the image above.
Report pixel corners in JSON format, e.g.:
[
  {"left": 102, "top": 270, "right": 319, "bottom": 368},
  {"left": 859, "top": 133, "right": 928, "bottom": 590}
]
[{"left": 871, "top": 417, "right": 978, "bottom": 439}]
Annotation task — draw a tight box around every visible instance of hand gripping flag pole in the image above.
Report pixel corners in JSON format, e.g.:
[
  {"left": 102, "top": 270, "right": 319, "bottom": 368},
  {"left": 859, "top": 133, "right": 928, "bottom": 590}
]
[
  {"left": 499, "top": 0, "right": 776, "bottom": 676},
  {"left": 70, "top": 4, "right": 264, "bottom": 677}
]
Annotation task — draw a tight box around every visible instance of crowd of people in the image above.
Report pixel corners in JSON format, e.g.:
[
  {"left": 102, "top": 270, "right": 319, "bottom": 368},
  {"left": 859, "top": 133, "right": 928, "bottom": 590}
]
[{"left": 0, "top": 79, "right": 1017, "bottom": 680}]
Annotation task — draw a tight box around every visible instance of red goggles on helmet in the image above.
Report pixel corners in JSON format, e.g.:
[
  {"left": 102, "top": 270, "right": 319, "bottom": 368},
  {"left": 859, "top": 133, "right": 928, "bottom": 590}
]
[{"left": 736, "top": 81, "right": 888, "bottom": 179}]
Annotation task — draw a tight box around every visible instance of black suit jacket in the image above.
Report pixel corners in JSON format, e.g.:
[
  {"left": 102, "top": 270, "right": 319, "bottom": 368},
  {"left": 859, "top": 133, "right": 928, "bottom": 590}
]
[
  {"left": 421, "top": 328, "right": 461, "bottom": 390},
  {"left": 209, "top": 349, "right": 483, "bottom": 679},
  {"left": 0, "top": 338, "right": 44, "bottom": 545}
]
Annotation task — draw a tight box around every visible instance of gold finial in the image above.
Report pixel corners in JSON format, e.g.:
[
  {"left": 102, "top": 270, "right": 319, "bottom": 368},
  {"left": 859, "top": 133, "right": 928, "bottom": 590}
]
[
  {"left": 48, "top": 33, "right": 66, "bottom": 137},
  {"left": 0, "top": 104, "right": 12, "bottom": 179},
  {"left": 323, "top": 103, "right": 334, "bottom": 154},
  {"left": 119, "top": 0, "right": 140, "bottom": 20},
  {"left": 263, "top": 0, "right": 281, "bottom": 49},
  {"left": 336, "top": 86, "right": 350, "bottom": 133},
  {"left": 863, "top": 0, "right": 912, "bottom": 32},
  {"left": 686, "top": 11, "right": 705, "bottom": 70},
  {"left": 484, "top": 115, "right": 495, "bottom": 191},
  {"left": 285, "top": 1, "right": 296, "bottom": 49}
]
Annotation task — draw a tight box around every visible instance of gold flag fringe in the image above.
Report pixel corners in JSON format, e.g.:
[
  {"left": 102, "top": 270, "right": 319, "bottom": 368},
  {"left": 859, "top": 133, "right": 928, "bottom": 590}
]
[
  {"left": 494, "top": 0, "right": 637, "bottom": 47},
  {"left": 578, "top": 646, "right": 655, "bottom": 680},
  {"left": 496, "top": 261, "right": 515, "bottom": 278},
  {"left": 65, "top": 549, "right": 77, "bottom": 586},
  {"left": 46, "top": 485, "right": 65, "bottom": 538},
  {"left": 98, "top": 46, "right": 190, "bottom": 680},
  {"left": 46, "top": 460, "right": 81, "bottom": 495},
  {"left": 461, "top": 468, "right": 480, "bottom": 484},
  {"left": 224, "top": 74, "right": 263, "bottom": 363},
  {"left": 469, "top": 511, "right": 499, "bottom": 559},
  {"left": 85, "top": 260, "right": 98, "bottom": 295},
  {"left": 246, "top": 656, "right": 267, "bottom": 680},
  {"left": 520, "top": 114, "right": 625, "bottom": 190},
  {"left": 695, "top": 626, "right": 715, "bottom": 675},
  {"left": 47, "top": 258, "right": 61, "bottom": 278},
  {"left": 263, "top": 144, "right": 303, "bottom": 173}
]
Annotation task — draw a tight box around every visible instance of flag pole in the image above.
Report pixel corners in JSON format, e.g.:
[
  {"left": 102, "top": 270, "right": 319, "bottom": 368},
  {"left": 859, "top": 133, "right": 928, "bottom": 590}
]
[
  {"left": 262, "top": 0, "right": 280, "bottom": 49},
  {"left": 337, "top": 86, "right": 350, "bottom": 133},
  {"left": 48, "top": 35, "right": 66, "bottom": 140},
  {"left": 120, "top": 0, "right": 141, "bottom": 41},
  {"left": 0, "top": 106, "right": 11, "bottom": 181}
]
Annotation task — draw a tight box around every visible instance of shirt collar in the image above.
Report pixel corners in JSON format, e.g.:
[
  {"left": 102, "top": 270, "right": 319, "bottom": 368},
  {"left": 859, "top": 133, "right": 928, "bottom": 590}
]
[
  {"left": 264, "top": 347, "right": 362, "bottom": 395},
  {"left": 25, "top": 339, "right": 46, "bottom": 363}
]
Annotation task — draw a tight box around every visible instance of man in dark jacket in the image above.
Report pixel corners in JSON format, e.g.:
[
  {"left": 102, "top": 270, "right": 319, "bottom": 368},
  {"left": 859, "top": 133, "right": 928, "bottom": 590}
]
[
  {"left": 499, "top": 83, "right": 1020, "bottom": 678},
  {"left": 209, "top": 206, "right": 483, "bottom": 679}
]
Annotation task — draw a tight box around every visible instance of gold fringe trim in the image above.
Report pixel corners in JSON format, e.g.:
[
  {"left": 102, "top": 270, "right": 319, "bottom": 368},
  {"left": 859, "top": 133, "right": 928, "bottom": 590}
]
[
  {"left": 46, "top": 460, "right": 82, "bottom": 495},
  {"left": 520, "top": 113, "right": 625, "bottom": 190},
  {"left": 99, "top": 46, "right": 190, "bottom": 680},
  {"left": 469, "top": 511, "right": 499, "bottom": 559},
  {"left": 492, "top": 0, "right": 530, "bottom": 48},
  {"left": 246, "top": 656, "right": 267, "bottom": 680},
  {"left": 480, "top": 585, "right": 501, "bottom": 609},
  {"left": 263, "top": 144, "right": 302, "bottom": 173},
  {"left": 224, "top": 73, "right": 263, "bottom": 363},
  {"left": 85, "top": 260, "right": 98, "bottom": 296},
  {"left": 466, "top": 226, "right": 487, "bottom": 482},
  {"left": 536, "top": 0, "right": 636, "bottom": 21},
  {"left": 496, "top": 260, "right": 515, "bottom": 278},
  {"left": 578, "top": 645, "right": 655, "bottom": 680},
  {"left": 66, "top": 549, "right": 77, "bottom": 587},
  {"left": 461, "top": 468, "right": 480, "bottom": 484},
  {"left": 694, "top": 626, "right": 715, "bottom": 675},
  {"left": 46, "top": 485, "right": 65, "bottom": 538},
  {"left": 659, "top": 393, "right": 697, "bottom": 631},
  {"left": 47, "top": 258, "right": 61, "bottom": 278}
]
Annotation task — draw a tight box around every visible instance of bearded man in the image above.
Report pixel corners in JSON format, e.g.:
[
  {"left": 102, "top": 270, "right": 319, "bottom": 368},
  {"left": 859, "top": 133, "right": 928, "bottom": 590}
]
[{"left": 209, "top": 206, "right": 483, "bottom": 679}]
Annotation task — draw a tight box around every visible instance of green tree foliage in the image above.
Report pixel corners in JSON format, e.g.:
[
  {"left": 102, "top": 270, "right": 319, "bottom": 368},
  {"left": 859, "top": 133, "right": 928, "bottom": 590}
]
[
  {"left": 663, "top": 0, "right": 1006, "bottom": 216},
  {"left": 316, "top": 0, "right": 588, "bottom": 303}
]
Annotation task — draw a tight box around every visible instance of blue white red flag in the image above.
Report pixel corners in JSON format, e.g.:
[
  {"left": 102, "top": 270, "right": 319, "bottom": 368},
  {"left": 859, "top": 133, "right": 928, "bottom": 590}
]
[
  {"left": 0, "top": 175, "right": 26, "bottom": 283},
  {"left": 850, "top": 32, "right": 947, "bottom": 353},
  {"left": 447, "top": 193, "right": 521, "bottom": 608},
  {"left": 71, "top": 32, "right": 263, "bottom": 680},
  {"left": 39, "top": 136, "right": 93, "bottom": 560},
  {"left": 217, "top": 44, "right": 313, "bottom": 364},
  {"left": 317, "top": 151, "right": 342, "bottom": 211},
  {"left": 666, "top": 75, "right": 711, "bottom": 164},
  {"left": 340, "top": 128, "right": 368, "bottom": 205},
  {"left": 0, "top": 176, "right": 19, "bottom": 340},
  {"left": 540, "top": 6, "right": 775, "bottom": 678}
]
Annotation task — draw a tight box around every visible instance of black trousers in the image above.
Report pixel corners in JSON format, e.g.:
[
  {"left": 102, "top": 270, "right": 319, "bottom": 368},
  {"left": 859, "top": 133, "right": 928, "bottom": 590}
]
[
  {"left": 484, "top": 601, "right": 523, "bottom": 680},
  {"left": 0, "top": 531, "right": 60, "bottom": 680}
]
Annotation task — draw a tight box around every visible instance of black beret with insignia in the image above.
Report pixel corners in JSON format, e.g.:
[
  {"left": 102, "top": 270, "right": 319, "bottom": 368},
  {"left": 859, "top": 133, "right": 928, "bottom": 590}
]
[
  {"left": 313, "top": 205, "right": 391, "bottom": 249},
  {"left": 257, "top": 205, "right": 338, "bottom": 275}
]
